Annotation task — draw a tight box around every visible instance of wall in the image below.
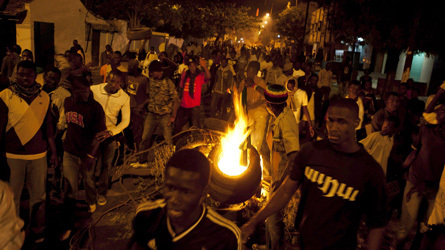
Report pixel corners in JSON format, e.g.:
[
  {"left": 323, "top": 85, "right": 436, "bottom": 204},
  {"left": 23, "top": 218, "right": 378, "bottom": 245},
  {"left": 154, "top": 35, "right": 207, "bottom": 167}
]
[
  {"left": 16, "top": 0, "right": 92, "bottom": 63},
  {"left": 98, "top": 20, "right": 129, "bottom": 55},
  {"left": 395, "top": 52, "right": 434, "bottom": 86}
]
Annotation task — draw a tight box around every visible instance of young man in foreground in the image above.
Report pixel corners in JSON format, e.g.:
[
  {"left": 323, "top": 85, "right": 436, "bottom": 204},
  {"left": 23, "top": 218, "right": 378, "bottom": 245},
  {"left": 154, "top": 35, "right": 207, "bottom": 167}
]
[
  {"left": 241, "top": 97, "right": 388, "bottom": 249},
  {"left": 131, "top": 149, "right": 241, "bottom": 249}
]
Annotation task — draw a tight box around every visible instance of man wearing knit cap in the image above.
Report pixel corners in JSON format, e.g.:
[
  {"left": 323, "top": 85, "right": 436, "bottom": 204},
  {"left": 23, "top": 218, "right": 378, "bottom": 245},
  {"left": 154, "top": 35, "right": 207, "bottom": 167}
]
[{"left": 263, "top": 84, "right": 300, "bottom": 250}]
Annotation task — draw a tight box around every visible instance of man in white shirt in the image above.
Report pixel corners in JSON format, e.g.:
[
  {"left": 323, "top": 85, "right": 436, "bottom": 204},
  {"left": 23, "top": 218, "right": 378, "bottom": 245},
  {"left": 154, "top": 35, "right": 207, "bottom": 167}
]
[
  {"left": 345, "top": 80, "right": 364, "bottom": 135},
  {"left": 265, "top": 56, "right": 283, "bottom": 85},
  {"left": 276, "top": 63, "right": 294, "bottom": 87},
  {"left": 286, "top": 77, "right": 314, "bottom": 139},
  {"left": 292, "top": 61, "right": 305, "bottom": 79},
  {"left": 91, "top": 70, "right": 130, "bottom": 205}
]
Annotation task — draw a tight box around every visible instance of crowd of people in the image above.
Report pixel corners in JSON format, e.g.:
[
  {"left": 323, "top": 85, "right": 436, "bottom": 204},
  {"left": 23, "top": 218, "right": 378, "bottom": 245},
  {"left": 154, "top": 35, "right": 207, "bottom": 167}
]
[{"left": 0, "top": 39, "right": 444, "bottom": 249}]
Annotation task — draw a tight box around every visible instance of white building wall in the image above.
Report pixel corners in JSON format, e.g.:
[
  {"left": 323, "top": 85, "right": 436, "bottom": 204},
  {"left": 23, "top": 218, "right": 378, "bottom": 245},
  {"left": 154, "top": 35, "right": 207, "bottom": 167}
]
[
  {"left": 16, "top": 4, "right": 33, "bottom": 53},
  {"left": 16, "top": 0, "right": 92, "bottom": 63},
  {"left": 395, "top": 52, "right": 434, "bottom": 86}
]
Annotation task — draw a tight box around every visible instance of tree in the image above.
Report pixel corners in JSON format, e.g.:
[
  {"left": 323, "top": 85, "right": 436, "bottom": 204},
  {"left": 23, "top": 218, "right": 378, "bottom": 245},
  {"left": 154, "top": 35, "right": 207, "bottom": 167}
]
[
  {"left": 274, "top": 6, "right": 306, "bottom": 47},
  {"left": 203, "top": 2, "right": 259, "bottom": 42},
  {"left": 83, "top": 0, "right": 258, "bottom": 39}
]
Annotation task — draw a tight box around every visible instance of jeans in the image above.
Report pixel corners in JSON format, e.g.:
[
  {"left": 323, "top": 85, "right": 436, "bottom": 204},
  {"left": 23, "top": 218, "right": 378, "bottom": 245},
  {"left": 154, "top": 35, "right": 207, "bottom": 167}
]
[
  {"left": 131, "top": 109, "right": 146, "bottom": 150},
  {"left": 62, "top": 151, "right": 97, "bottom": 229},
  {"left": 96, "top": 138, "right": 117, "bottom": 196},
  {"left": 139, "top": 112, "right": 172, "bottom": 163},
  {"left": 63, "top": 152, "right": 97, "bottom": 205},
  {"left": 211, "top": 92, "right": 230, "bottom": 119},
  {"left": 248, "top": 107, "right": 271, "bottom": 176},
  {"left": 174, "top": 106, "right": 201, "bottom": 134},
  {"left": 7, "top": 156, "right": 47, "bottom": 233},
  {"left": 266, "top": 189, "right": 285, "bottom": 250},
  {"left": 248, "top": 107, "right": 269, "bottom": 153},
  {"left": 398, "top": 181, "right": 437, "bottom": 241}
]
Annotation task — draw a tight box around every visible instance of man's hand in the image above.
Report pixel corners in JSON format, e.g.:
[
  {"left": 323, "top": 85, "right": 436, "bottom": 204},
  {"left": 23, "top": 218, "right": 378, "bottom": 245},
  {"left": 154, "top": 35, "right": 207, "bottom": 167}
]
[
  {"left": 169, "top": 115, "right": 176, "bottom": 125},
  {"left": 49, "top": 152, "right": 59, "bottom": 168},
  {"left": 96, "top": 130, "right": 112, "bottom": 142},
  {"left": 199, "top": 57, "right": 207, "bottom": 68},
  {"left": 82, "top": 156, "right": 96, "bottom": 171},
  {"left": 240, "top": 221, "right": 257, "bottom": 244}
]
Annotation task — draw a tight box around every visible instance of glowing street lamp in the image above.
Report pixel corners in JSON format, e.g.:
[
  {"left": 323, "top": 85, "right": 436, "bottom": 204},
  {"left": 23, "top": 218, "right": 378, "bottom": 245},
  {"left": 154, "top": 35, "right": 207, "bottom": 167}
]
[{"left": 266, "top": 13, "right": 270, "bottom": 17}]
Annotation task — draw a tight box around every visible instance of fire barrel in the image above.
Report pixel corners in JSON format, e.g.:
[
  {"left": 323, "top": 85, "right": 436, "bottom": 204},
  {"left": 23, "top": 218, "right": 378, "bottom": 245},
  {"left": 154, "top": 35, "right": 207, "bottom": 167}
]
[{"left": 207, "top": 145, "right": 262, "bottom": 207}]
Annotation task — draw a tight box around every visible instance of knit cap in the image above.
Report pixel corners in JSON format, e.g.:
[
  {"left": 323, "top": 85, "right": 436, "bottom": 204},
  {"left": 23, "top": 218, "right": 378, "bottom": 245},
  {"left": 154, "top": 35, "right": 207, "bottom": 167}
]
[{"left": 264, "top": 84, "right": 288, "bottom": 104}]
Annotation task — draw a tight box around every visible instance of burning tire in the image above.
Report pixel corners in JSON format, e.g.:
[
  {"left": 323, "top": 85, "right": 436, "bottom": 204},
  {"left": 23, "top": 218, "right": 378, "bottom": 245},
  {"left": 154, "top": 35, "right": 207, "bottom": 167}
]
[
  {"left": 207, "top": 145, "right": 262, "bottom": 206},
  {"left": 127, "top": 28, "right": 152, "bottom": 40}
]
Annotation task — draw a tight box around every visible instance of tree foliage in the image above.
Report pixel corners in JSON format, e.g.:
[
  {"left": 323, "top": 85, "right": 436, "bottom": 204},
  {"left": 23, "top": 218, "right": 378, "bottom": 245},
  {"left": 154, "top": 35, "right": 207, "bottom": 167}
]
[
  {"left": 274, "top": 6, "right": 306, "bottom": 45},
  {"left": 83, "top": 0, "right": 258, "bottom": 39}
]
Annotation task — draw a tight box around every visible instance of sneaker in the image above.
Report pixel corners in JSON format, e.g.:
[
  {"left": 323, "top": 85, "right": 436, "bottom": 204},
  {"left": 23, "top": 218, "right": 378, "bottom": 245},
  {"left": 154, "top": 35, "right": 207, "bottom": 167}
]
[
  {"left": 131, "top": 162, "right": 148, "bottom": 168},
  {"left": 89, "top": 204, "right": 96, "bottom": 213},
  {"left": 97, "top": 195, "right": 107, "bottom": 206}
]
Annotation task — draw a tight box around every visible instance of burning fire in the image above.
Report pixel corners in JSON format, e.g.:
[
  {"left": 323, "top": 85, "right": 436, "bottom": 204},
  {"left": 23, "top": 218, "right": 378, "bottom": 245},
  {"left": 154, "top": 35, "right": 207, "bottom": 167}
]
[{"left": 217, "top": 89, "right": 250, "bottom": 176}]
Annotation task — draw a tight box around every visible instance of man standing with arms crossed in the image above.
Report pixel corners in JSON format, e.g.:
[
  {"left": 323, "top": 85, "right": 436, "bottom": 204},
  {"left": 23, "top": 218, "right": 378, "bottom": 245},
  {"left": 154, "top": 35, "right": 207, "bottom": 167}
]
[{"left": 241, "top": 97, "right": 388, "bottom": 249}]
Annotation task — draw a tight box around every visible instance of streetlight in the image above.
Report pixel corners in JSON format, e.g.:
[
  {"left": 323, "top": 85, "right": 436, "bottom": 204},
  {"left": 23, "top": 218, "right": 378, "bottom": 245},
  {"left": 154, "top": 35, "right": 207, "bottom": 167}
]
[{"left": 266, "top": 13, "right": 270, "bottom": 17}]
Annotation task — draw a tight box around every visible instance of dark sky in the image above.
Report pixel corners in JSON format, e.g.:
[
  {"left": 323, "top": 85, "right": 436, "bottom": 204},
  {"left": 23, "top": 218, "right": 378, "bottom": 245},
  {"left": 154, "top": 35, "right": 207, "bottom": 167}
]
[{"left": 224, "top": 0, "right": 290, "bottom": 17}]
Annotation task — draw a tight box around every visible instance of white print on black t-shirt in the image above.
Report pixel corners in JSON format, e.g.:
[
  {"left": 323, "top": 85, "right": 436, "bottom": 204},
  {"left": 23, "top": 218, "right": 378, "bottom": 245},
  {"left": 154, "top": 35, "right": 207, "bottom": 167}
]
[
  {"left": 66, "top": 111, "right": 85, "bottom": 128},
  {"left": 305, "top": 166, "right": 359, "bottom": 201}
]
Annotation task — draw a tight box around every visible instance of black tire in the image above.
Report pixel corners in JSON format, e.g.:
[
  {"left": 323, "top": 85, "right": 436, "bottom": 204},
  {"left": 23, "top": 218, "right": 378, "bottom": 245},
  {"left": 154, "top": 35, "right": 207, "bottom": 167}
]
[{"left": 127, "top": 28, "right": 152, "bottom": 40}]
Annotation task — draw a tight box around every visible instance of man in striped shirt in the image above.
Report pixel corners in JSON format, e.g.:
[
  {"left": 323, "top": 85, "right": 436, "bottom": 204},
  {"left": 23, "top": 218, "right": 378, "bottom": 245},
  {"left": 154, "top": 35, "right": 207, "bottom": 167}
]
[{"left": 131, "top": 149, "right": 241, "bottom": 250}]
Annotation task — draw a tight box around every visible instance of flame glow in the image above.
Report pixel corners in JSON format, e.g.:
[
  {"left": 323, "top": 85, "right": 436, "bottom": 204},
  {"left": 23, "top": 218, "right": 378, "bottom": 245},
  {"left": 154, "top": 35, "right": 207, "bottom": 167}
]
[{"left": 217, "top": 89, "right": 250, "bottom": 176}]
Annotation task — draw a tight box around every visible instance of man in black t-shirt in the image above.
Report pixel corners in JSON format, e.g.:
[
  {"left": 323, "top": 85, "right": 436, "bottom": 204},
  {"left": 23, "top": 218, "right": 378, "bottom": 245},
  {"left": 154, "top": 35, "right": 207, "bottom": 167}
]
[
  {"left": 241, "top": 97, "right": 388, "bottom": 250},
  {"left": 131, "top": 149, "right": 241, "bottom": 250},
  {"left": 60, "top": 76, "right": 107, "bottom": 241}
]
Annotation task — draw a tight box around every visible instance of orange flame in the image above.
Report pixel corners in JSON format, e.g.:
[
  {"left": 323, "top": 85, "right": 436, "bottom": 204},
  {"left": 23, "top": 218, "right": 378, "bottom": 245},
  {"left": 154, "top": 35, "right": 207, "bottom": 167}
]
[{"left": 217, "top": 88, "right": 250, "bottom": 176}]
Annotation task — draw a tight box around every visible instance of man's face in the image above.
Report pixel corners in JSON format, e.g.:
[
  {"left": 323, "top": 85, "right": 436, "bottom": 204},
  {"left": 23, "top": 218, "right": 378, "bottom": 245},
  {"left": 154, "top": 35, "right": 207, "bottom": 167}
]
[
  {"left": 22, "top": 51, "right": 32, "bottom": 61},
  {"left": 326, "top": 106, "right": 358, "bottom": 146},
  {"left": 348, "top": 85, "right": 360, "bottom": 97},
  {"left": 151, "top": 71, "right": 163, "bottom": 80},
  {"left": 385, "top": 95, "right": 399, "bottom": 113},
  {"left": 163, "top": 167, "right": 204, "bottom": 224},
  {"left": 70, "top": 56, "right": 83, "bottom": 70},
  {"left": 106, "top": 45, "right": 111, "bottom": 52},
  {"left": 17, "top": 67, "right": 36, "bottom": 88},
  {"left": 364, "top": 81, "right": 372, "bottom": 90},
  {"left": 246, "top": 67, "right": 257, "bottom": 79},
  {"left": 72, "top": 84, "right": 91, "bottom": 103},
  {"left": 44, "top": 71, "right": 61, "bottom": 89},
  {"left": 309, "top": 76, "right": 319, "bottom": 86},
  {"left": 106, "top": 75, "right": 123, "bottom": 93},
  {"left": 111, "top": 54, "right": 121, "bottom": 66},
  {"left": 189, "top": 62, "right": 197, "bottom": 73},
  {"left": 287, "top": 82, "right": 295, "bottom": 91},
  {"left": 221, "top": 59, "right": 228, "bottom": 68}
]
